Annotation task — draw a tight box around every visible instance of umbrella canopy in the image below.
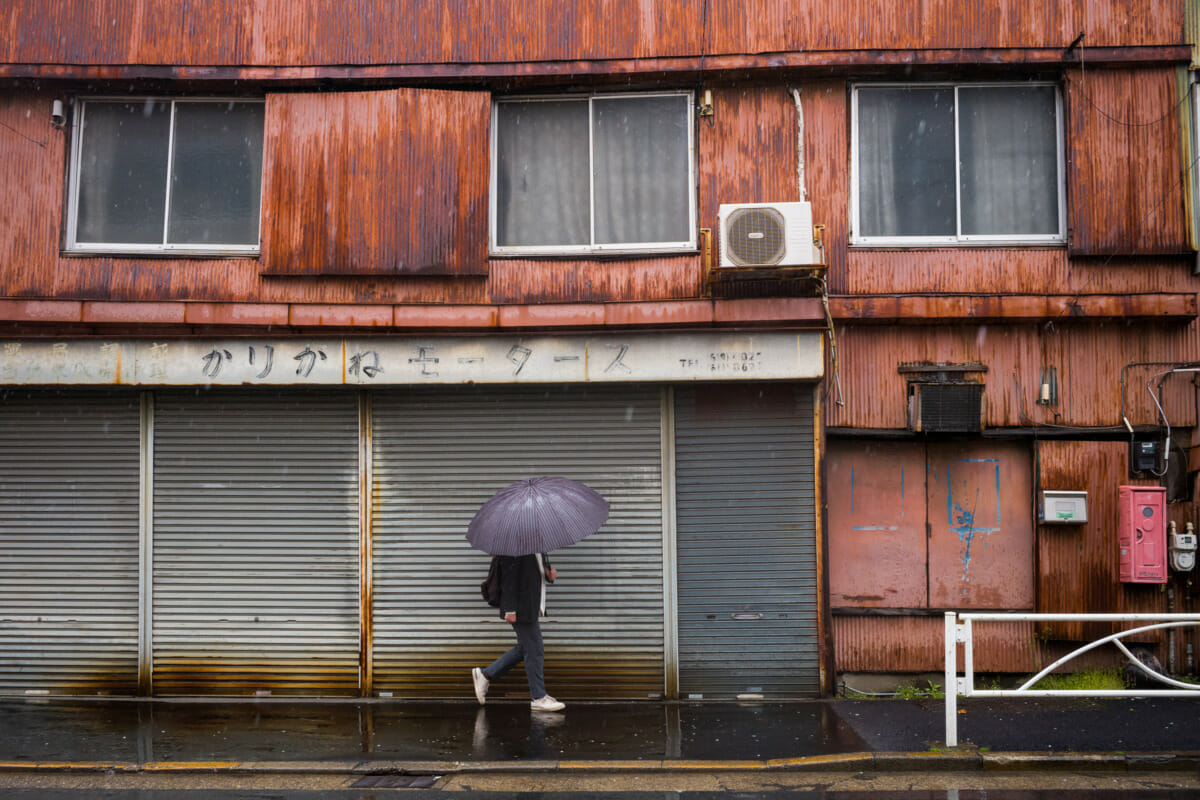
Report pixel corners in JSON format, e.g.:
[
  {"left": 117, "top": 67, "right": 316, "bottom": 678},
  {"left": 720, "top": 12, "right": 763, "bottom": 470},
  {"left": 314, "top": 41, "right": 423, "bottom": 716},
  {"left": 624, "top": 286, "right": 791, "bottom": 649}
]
[{"left": 466, "top": 476, "right": 609, "bottom": 556}]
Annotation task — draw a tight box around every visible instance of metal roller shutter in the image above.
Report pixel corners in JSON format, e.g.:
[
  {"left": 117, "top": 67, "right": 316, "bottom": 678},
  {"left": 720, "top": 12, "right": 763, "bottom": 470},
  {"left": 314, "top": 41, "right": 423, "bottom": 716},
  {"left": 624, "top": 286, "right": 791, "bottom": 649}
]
[
  {"left": 674, "top": 383, "right": 819, "bottom": 697},
  {"left": 0, "top": 390, "right": 141, "bottom": 695},
  {"left": 152, "top": 390, "right": 361, "bottom": 695},
  {"left": 371, "top": 385, "right": 664, "bottom": 699}
]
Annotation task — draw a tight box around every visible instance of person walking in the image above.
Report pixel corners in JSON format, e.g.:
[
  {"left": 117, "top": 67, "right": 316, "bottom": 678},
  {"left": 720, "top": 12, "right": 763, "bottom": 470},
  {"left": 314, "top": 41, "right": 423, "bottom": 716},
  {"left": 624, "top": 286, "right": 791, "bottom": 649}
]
[{"left": 471, "top": 552, "right": 565, "bottom": 712}]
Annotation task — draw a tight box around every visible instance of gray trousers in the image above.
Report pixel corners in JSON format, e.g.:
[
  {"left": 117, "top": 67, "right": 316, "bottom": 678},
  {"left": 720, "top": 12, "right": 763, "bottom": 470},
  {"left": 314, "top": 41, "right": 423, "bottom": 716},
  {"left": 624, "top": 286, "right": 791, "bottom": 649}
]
[{"left": 484, "top": 620, "right": 545, "bottom": 699}]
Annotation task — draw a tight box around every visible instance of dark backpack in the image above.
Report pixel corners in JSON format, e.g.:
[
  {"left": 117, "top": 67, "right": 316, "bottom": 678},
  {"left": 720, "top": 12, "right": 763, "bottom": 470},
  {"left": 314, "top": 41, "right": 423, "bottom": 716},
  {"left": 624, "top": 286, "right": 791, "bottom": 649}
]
[{"left": 480, "top": 556, "right": 502, "bottom": 607}]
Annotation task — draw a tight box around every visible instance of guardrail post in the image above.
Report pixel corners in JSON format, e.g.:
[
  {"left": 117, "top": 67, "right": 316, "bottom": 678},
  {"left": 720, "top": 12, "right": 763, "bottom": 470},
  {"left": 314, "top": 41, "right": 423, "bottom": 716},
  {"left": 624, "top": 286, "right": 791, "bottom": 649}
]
[{"left": 944, "top": 611, "right": 957, "bottom": 747}]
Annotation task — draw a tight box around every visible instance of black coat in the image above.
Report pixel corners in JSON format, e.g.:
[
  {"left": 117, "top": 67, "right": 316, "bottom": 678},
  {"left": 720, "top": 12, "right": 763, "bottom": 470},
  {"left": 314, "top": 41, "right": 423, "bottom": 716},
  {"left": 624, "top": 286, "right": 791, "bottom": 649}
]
[{"left": 497, "top": 553, "right": 554, "bottom": 622}]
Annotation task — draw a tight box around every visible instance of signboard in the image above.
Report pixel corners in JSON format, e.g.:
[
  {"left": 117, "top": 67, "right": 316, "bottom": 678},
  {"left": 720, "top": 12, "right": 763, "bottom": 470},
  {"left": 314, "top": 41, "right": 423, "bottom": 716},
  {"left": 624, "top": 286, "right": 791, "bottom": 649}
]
[{"left": 0, "top": 333, "right": 823, "bottom": 386}]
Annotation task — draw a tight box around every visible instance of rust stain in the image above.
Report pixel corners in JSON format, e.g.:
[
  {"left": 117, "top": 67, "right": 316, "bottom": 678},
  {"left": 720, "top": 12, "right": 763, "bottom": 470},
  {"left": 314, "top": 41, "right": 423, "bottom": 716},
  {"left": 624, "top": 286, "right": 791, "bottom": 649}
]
[
  {"left": 260, "top": 88, "right": 489, "bottom": 277},
  {"left": 1065, "top": 66, "right": 1190, "bottom": 257},
  {"left": 826, "top": 440, "right": 928, "bottom": 609},
  {"left": 0, "top": 1, "right": 1185, "bottom": 67},
  {"left": 1036, "top": 440, "right": 1168, "bottom": 642},
  {"left": 833, "top": 615, "right": 1043, "bottom": 673},
  {"left": 826, "top": 323, "right": 1198, "bottom": 430},
  {"left": 488, "top": 257, "right": 702, "bottom": 305}
]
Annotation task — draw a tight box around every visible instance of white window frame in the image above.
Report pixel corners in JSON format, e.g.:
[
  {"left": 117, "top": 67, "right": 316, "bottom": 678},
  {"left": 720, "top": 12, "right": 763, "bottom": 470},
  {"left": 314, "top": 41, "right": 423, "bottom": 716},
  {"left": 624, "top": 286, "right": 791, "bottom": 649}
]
[
  {"left": 850, "top": 82, "right": 1066, "bottom": 247},
  {"left": 489, "top": 90, "right": 697, "bottom": 256},
  {"left": 65, "top": 96, "right": 265, "bottom": 256}
]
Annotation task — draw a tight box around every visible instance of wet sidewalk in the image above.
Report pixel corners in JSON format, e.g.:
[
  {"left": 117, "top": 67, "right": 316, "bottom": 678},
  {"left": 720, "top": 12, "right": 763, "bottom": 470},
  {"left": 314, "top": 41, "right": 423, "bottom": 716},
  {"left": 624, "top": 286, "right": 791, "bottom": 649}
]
[{"left": 1, "top": 697, "right": 1198, "bottom": 772}]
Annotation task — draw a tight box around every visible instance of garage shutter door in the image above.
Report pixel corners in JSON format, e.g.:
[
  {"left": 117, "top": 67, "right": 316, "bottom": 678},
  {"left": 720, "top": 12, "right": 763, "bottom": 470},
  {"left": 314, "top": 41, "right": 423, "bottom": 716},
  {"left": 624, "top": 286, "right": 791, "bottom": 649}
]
[
  {"left": 674, "top": 383, "right": 819, "bottom": 697},
  {"left": 371, "top": 385, "right": 664, "bottom": 698},
  {"left": 151, "top": 390, "right": 361, "bottom": 695},
  {"left": 0, "top": 391, "right": 141, "bottom": 694}
]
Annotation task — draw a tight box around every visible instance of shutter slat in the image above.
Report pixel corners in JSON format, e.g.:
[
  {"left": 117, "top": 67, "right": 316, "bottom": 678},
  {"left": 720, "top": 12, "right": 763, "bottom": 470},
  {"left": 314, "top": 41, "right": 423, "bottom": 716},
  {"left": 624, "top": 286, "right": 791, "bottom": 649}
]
[
  {"left": 152, "top": 390, "right": 361, "bottom": 696},
  {"left": 674, "top": 384, "right": 819, "bottom": 698},
  {"left": 0, "top": 391, "right": 141, "bottom": 694},
  {"left": 371, "top": 385, "right": 664, "bottom": 699}
]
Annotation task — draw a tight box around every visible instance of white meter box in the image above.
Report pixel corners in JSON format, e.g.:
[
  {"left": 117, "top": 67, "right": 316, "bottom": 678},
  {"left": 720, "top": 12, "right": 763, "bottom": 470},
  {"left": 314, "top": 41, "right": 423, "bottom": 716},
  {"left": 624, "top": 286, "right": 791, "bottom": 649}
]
[{"left": 1041, "top": 490, "right": 1088, "bottom": 525}]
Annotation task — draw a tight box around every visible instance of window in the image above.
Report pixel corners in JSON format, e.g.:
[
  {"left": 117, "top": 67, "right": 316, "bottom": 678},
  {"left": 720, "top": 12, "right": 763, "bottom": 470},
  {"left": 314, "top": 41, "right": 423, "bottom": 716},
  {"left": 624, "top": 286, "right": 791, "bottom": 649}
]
[
  {"left": 852, "top": 83, "right": 1064, "bottom": 245},
  {"left": 491, "top": 92, "right": 695, "bottom": 254},
  {"left": 67, "top": 98, "right": 265, "bottom": 254}
]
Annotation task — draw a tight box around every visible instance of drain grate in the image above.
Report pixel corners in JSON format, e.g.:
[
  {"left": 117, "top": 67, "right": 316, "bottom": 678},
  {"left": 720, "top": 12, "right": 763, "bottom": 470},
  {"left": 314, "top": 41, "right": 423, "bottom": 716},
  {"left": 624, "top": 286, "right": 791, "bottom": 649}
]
[{"left": 352, "top": 774, "right": 440, "bottom": 788}]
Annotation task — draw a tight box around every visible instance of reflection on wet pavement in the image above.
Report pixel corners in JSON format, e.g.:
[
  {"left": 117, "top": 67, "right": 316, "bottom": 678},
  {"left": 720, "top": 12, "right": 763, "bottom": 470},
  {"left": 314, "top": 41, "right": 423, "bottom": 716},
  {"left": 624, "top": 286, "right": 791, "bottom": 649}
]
[{"left": 0, "top": 699, "right": 866, "bottom": 763}]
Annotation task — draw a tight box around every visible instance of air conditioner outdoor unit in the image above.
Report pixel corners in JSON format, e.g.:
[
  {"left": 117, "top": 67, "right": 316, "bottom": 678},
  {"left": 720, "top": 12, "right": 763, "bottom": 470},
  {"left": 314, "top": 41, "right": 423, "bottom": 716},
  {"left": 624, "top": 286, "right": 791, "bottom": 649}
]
[{"left": 718, "top": 202, "right": 820, "bottom": 267}]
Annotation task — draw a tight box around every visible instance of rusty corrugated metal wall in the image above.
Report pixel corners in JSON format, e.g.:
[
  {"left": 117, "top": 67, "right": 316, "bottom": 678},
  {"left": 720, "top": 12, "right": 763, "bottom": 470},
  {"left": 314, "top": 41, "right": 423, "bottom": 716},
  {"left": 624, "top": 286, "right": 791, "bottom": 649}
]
[
  {"left": 488, "top": 256, "right": 702, "bottom": 305},
  {"left": 0, "top": 1, "right": 1184, "bottom": 67},
  {"left": 826, "top": 323, "right": 1198, "bottom": 430},
  {"left": 833, "top": 616, "right": 1144, "bottom": 674},
  {"left": 261, "top": 89, "right": 490, "bottom": 276},
  {"left": 4, "top": 58, "right": 1196, "bottom": 306},
  {"left": 1065, "top": 66, "right": 1191, "bottom": 256},
  {"left": 1036, "top": 440, "right": 1170, "bottom": 642},
  {"left": 834, "top": 616, "right": 1043, "bottom": 673}
]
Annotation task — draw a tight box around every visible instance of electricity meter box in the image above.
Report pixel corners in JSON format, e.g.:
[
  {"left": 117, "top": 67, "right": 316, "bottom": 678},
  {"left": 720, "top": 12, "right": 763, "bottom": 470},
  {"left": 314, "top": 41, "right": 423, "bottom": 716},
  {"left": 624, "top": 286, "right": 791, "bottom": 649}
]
[
  {"left": 1040, "top": 490, "right": 1088, "bottom": 524},
  {"left": 1118, "top": 485, "right": 1167, "bottom": 583}
]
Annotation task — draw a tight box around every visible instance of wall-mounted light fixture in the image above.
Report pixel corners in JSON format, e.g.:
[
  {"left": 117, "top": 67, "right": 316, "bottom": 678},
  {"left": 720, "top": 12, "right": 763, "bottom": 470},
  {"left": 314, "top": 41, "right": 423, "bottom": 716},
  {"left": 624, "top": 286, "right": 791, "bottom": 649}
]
[{"left": 1037, "top": 366, "right": 1058, "bottom": 406}]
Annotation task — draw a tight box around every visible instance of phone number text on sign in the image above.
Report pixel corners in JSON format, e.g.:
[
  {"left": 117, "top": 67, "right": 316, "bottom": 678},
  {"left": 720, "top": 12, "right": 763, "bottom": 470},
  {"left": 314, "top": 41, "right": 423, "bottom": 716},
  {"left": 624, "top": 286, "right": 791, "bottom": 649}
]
[{"left": 708, "top": 351, "right": 764, "bottom": 373}]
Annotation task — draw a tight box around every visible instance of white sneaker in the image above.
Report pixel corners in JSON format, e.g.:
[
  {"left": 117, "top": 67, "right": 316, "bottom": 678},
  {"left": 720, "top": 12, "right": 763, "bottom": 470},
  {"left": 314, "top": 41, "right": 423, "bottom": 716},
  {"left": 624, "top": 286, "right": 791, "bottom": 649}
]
[
  {"left": 530, "top": 695, "right": 565, "bottom": 712},
  {"left": 471, "top": 668, "right": 489, "bottom": 705}
]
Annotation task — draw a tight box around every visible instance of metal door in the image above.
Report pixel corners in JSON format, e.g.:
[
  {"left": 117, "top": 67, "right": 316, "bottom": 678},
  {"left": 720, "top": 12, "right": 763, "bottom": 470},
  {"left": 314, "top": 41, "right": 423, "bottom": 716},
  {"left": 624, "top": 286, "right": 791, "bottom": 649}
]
[
  {"left": 151, "top": 389, "right": 361, "bottom": 695},
  {"left": 673, "top": 383, "right": 819, "bottom": 697},
  {"left": 371, "top": 385, "right": 664, "bottom": 698},
  {"left": 926, "top": 440, "right": 1034, "bottom": 608},
  {"left": 0, "top": 390, "right": 141, "bottom": 694}
]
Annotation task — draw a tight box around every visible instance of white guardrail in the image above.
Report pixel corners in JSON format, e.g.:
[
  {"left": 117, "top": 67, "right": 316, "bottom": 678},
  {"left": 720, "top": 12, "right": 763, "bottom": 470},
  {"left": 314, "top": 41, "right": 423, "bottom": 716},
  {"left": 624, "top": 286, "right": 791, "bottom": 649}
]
[{"left": 944, "top": 612, "right": 1200, "bottom": 747}]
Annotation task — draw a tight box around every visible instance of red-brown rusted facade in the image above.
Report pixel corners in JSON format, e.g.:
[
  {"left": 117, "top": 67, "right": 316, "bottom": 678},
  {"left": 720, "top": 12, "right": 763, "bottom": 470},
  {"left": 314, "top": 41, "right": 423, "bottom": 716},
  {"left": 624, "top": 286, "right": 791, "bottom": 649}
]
[{"left": 1, "top": 0, "right": 1198, "bottom": 696}]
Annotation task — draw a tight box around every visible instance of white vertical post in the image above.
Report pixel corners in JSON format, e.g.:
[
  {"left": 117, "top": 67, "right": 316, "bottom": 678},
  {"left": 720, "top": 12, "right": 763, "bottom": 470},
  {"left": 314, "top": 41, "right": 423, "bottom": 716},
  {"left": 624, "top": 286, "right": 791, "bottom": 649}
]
[
  {"left": 944, "top": 611, "right": 958, "bottom": 747},
  {"left": 963, "top": 617, "right": 974, "bottom": 696}
]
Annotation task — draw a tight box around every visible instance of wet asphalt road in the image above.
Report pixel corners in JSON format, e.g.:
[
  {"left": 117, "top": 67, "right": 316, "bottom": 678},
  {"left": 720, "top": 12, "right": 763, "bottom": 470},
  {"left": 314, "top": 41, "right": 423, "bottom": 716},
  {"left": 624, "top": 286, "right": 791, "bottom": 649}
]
[{"left": 1, "top": 790, "right": 1199, "bottom": 798}]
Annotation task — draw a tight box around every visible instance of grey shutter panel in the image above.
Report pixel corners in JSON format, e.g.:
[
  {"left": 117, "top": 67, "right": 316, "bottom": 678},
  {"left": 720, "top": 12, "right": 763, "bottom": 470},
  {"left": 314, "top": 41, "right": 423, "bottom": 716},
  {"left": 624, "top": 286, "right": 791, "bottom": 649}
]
[
  {"left": 371, "top": 385, "right": 664, "bottom": 698},
  {"left": 0, "top": 391, "right": 141, "bottom": 694},
  {"left": 674, "top": 383, "right": 819, "bottom": 697},
  {"left": 151, "top": 390, "right": 361, "bottom": 695}
]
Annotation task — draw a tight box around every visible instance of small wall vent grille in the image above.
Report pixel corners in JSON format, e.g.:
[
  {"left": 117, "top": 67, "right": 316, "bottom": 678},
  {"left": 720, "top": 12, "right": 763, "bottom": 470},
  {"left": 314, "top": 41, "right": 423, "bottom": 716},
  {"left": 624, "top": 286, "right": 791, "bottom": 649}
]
[{"left": 908, "top": 383, "right": 983, "bottom": 432}]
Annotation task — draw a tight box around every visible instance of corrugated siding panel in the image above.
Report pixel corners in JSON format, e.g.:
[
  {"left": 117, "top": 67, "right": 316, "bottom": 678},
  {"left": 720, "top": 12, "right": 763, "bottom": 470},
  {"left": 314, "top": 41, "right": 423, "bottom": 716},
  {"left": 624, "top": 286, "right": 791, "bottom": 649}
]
[
  {"left": 1066, "top": 66, "right": 1190, "bottom": 256},
  {"left": 152, "top": 390, "right": 361, "bottom": 695},
  {"left": 488, "top": 256, "right": 701, "bottom": 304},
  {"left": 0, "top": 391, "right": 141, "bottom": 694},
  {"left": 805, "top": 81, "right": 851, "bottom": 293},
  {"left": 697, "top": 85, "right": 802, "bottom": 259},
  {"left": 834, "top": 616, "right": 1042, "bottom": 673},
  {"left": 0, "top": 1, "right": 1184, "bottom": 66},
  {"left": 674, "top": 383, "right": 819, "bottom": 697},
  {"left": 261, "top": 89, "right": 489, "bottom": 276},
  {"left": 826, "top": 324, "right": 1197, "bottom": 430},
  {"left": 371, "top": 385, "right": 664, "bottom": 699},
  {"left": 1036, "top": 440, "right": 1167, "bottom": 642},
  {"left": 844, "top": 250, "right": 1198, "bottom": 295}
]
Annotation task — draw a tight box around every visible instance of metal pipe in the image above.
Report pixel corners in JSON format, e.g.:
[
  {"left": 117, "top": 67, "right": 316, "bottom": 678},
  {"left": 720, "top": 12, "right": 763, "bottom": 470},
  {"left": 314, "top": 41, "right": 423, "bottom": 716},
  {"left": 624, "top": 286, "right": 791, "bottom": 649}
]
[
  {"left": 1018, "top": 621, "right": 1200, "bottom": 690},
  {"left": 1168, "top": 584, "right": 1176, "bottom": 675}
]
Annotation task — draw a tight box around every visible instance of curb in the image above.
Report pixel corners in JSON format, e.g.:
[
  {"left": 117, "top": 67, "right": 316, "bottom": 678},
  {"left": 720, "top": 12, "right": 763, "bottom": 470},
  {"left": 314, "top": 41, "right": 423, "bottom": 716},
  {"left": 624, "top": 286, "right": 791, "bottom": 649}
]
[{"left": 2, "top": 752, "right": 1199, "bottom": 775}]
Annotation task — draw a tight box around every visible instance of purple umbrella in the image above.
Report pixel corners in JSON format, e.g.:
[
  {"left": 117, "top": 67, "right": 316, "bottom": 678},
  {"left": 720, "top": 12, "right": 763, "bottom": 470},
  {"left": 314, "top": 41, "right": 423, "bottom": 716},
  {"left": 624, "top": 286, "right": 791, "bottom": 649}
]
[{"left": 466, "top": 476, "right": 609, "bottom": 556}]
